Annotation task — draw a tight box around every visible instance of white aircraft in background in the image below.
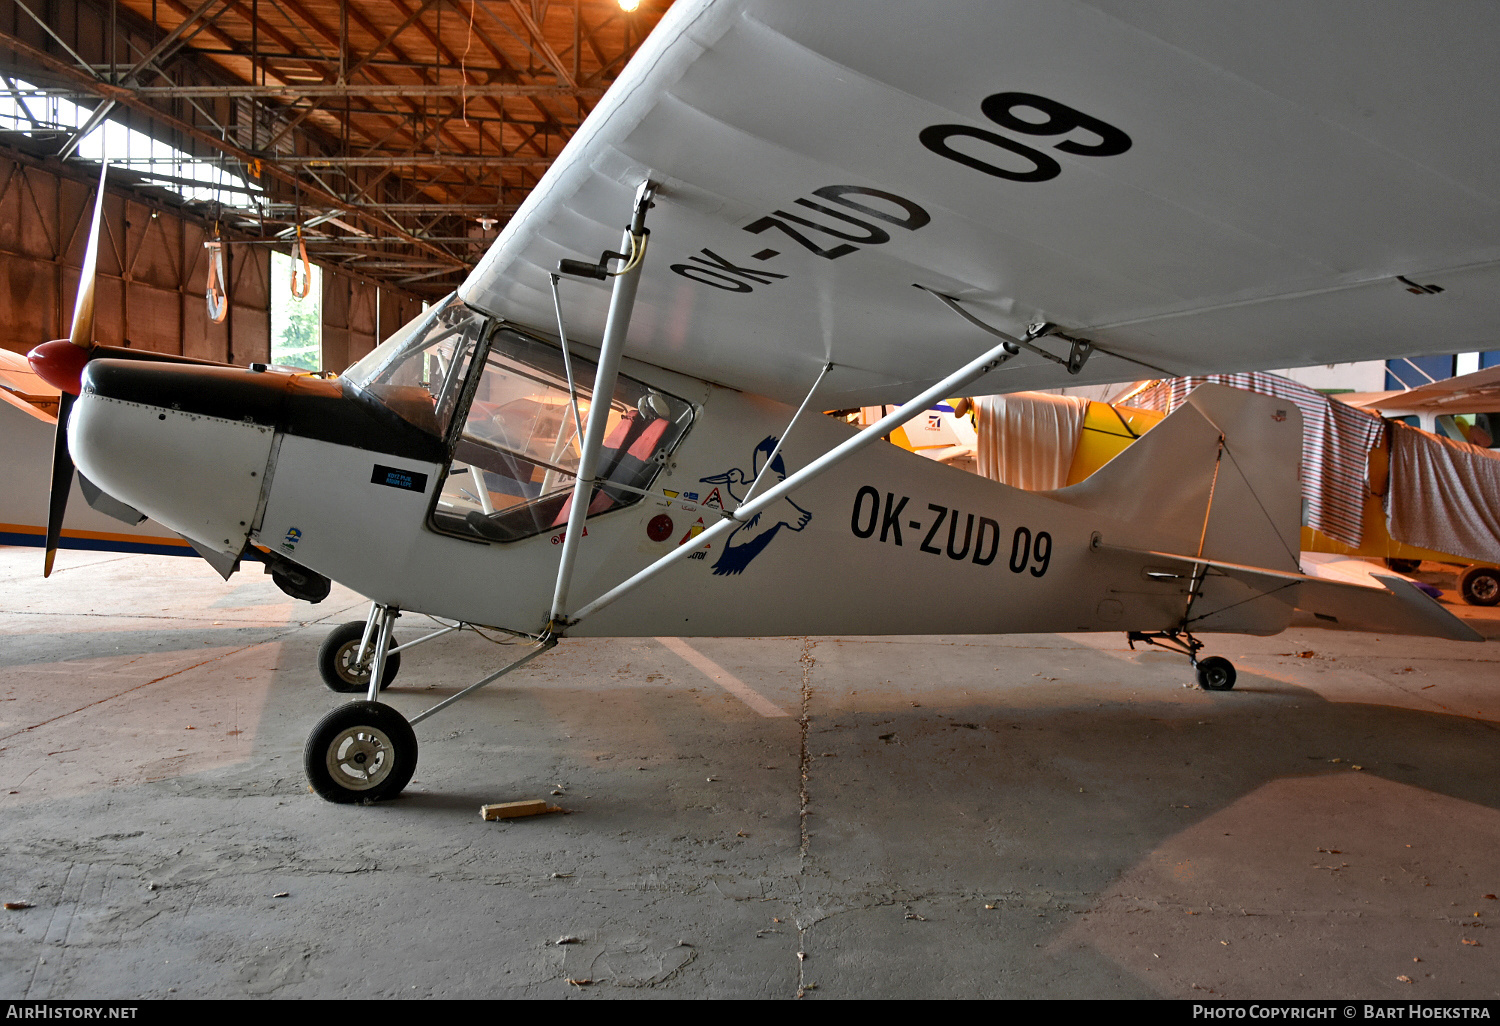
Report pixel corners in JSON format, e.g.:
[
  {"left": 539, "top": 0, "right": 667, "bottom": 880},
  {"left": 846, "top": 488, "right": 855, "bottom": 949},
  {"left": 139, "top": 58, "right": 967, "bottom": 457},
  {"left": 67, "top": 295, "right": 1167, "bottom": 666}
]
[
  {"left": 1343, "top": 364, "right": 1500, "bottom": 448},
  {"left": 25, "top": 1, "right": 1498, "bottom": 802},
  {"left": 0, "top": 348, "right": 207, "bottom": 558}
]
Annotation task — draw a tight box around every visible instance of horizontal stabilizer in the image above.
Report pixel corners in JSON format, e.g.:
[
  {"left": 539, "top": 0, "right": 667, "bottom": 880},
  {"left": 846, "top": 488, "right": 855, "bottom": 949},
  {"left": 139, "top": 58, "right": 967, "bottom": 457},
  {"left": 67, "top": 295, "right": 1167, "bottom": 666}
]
[{"left": 1100, "top": 545, "right": 1482, "bottom": 643}]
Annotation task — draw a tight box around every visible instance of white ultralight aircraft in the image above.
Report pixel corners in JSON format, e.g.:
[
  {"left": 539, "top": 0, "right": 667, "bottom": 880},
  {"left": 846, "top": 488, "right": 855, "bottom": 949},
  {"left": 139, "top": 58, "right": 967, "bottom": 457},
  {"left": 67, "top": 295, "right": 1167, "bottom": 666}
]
[{"left": 26, "top": 1, "right": 1498, "bottom": 802}]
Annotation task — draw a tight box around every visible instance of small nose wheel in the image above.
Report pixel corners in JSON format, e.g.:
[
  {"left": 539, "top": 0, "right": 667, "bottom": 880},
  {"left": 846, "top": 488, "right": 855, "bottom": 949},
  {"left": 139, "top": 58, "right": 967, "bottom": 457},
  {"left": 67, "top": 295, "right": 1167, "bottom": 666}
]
[
  {"left": 1459, "top": 566, "right": 1500, "bottom": 607},
  {"left": 318, "top": 620, "right": 401, "bottom": 693},
  {"left": 1195, "top": 656, "right": 1237, "bottom": 691},
  {"left": 304, "top": 701, "right": 417, "bottom": 803}
]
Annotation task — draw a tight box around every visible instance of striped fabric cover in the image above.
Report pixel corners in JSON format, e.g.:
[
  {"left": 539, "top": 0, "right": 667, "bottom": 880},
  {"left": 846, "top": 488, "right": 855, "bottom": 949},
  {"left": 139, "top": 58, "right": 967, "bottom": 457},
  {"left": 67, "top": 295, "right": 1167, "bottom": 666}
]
[{"left": 1128, "top": 374, "right": 1384, "bottom": 549}]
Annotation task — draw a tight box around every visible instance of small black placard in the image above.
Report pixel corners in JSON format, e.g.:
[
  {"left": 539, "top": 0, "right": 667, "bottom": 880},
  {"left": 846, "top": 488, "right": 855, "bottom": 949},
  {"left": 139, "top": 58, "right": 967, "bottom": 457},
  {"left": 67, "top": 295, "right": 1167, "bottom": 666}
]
[{"left": 371, "top": 464, "right": 428, "bottom": 493}]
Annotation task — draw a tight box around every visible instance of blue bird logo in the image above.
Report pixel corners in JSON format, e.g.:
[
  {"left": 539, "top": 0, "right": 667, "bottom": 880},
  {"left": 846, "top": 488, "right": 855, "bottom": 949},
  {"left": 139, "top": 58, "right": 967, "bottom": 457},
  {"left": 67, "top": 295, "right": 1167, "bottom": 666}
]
[{"left": 699, "top": 436, "right": 812, "bottom": 576}]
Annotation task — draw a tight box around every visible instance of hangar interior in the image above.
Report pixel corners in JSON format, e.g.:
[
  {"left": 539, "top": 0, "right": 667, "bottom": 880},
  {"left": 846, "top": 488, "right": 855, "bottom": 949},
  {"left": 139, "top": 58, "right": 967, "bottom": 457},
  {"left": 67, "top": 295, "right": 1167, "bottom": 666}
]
[
  {"left": 0, "top": 0, "right": 667, "bottom": 368},
  {"left": 3, "top": 0, "right": 1500, "bottom": 1002}
]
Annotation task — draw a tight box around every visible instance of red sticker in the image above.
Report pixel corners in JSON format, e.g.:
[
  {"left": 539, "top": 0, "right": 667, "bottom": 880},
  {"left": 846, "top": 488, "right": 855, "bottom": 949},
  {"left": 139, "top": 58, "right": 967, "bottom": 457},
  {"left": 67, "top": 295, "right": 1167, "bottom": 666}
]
[{"left": 647, "top": 514, "right": 674, "bottom": 542}]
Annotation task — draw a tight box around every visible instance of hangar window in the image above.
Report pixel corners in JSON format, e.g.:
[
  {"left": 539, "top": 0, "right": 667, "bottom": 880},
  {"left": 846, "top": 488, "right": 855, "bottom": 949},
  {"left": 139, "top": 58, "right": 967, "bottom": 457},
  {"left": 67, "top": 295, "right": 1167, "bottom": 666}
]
[
  {"left": 431, "top": 327, "right": 694, "bottom": 544},
  {"left": 0, "top": 77, "right": 259, "bottom": 209},
  {"left": 270, "top": 251, "right": 323, "bottom": 371}
]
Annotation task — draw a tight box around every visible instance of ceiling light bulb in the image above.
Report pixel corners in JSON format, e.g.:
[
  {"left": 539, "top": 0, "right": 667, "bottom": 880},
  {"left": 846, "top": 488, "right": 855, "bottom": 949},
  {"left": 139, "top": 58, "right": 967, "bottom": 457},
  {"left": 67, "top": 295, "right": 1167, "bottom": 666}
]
[{"left": 618, "top": 0, "right": 641, "bottom": 11}]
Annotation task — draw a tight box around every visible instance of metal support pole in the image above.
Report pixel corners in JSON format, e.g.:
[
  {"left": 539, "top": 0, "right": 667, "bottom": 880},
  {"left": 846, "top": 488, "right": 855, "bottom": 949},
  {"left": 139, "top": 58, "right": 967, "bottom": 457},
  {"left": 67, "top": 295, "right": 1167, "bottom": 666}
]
[
  {"left": 353, "top": 600, "right": 378, "bottom": 666},
  {"left": 468, "top": 465, "right": 495, "bottom": 513},
  {"left": 569, "top": 335, "right": 1024, "bottom": 624},
  {"left": 407, "top": 637, "right": 558, "bottom": 726},
  {"left": 548, "top": 180, "right": 657, "bottom": 626},
  {"left": 364, "top": 605, "right": 397, "bottom": 702},
  {"left": 549, "top": 272, "right": 586, "bottom": 446},
  {"left": 741, "top": 361, "right": 832, "bottom": 507},
  {"left": 387, "top": 622, "right": 463, "bottom": 656}
]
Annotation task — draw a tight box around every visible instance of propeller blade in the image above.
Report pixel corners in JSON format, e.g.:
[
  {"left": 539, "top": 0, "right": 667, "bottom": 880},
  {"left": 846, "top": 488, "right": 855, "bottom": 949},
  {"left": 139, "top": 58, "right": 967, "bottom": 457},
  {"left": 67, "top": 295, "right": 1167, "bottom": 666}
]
[
  {"left": 38, "top": 160, "right": 107, "bottom": 576},
  {"left": 43, "top": 391, "right": 77, "bottom": 578},
  {"left": 68, "top": 160, "right": 109, "bottom": 349}
]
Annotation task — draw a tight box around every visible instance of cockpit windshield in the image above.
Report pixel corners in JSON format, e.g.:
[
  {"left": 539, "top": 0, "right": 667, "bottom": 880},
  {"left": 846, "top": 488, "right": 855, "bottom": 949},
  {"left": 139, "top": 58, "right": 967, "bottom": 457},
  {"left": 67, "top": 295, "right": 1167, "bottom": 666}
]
[
  {"left": 431, "top": 327, "right": 695, "bottom": 544},
  {"left": 341, "top": 294, "right": 485, "bottom": 439}
]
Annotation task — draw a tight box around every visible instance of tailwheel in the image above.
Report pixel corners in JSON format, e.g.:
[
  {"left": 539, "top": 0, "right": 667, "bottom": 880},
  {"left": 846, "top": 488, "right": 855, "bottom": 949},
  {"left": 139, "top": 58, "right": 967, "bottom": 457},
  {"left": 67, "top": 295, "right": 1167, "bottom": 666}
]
[
  {"left": 304, "top": 701, "right": 417, "bottom": 803},
  {"left": 1195, "top": 656, "right": 1237, "bottom": 691},
  {"left": 318, "top": 620, "right": 400, "bottom": 693}
]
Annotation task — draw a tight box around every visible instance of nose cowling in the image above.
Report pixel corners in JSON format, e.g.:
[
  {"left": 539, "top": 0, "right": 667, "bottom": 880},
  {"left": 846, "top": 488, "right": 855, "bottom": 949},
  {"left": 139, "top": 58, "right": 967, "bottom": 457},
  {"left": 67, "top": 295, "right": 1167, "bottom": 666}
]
[{"left": 72, "top": 360, "right": 281, "bottom": 558}]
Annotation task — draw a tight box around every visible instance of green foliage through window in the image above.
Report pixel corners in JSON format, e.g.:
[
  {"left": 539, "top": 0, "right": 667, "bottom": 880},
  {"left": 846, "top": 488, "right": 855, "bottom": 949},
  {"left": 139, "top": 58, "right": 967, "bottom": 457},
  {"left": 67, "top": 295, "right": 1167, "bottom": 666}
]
[{"left": 270, "top": 250, "right": 322, "bottom": 371}]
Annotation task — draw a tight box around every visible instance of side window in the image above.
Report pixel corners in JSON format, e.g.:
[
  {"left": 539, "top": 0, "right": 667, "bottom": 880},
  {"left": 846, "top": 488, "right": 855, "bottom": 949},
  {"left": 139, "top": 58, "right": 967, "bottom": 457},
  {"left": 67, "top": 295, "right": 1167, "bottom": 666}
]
[
  {"left": 1470, "top": 412, "right": 1499, "bottom": 448},
  {"left": 1432, "top": 412, "right": 1500, "bottom": 447},
  {"left": 430, "top": 329, "right": 694, "bottom": 543}
]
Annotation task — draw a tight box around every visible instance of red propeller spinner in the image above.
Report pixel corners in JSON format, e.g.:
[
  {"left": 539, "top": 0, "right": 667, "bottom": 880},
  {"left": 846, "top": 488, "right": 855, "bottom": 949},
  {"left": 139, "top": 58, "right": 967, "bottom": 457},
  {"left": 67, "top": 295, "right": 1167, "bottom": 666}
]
[{"left": 28, "top": 337, "right": 92, "bottom": 396}]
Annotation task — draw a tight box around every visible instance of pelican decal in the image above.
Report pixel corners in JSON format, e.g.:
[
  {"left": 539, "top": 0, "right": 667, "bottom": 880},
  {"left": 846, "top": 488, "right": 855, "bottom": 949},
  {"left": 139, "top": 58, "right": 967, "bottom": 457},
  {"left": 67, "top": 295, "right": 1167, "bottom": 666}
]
[{"left": 699, "top": 436, "right": 813, "bottom": 576}]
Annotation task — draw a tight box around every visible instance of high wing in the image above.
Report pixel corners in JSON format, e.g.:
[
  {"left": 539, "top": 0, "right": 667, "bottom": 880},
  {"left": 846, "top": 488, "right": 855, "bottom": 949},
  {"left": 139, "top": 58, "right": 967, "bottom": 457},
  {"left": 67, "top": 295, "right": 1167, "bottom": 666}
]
[{"left": 458, "top": 0, "right": 1500, "bottom": 409}]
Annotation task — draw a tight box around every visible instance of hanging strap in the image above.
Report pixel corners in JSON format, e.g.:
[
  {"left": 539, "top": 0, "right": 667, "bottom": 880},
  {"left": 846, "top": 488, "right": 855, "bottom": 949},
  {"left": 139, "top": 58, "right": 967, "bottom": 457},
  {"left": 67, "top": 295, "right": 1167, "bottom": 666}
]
[
  {"left": 204, "top": 228, "right": 228, "bottom": 323},
  {"left": 290, "top": 223, "right": 311, "bottom": 299}
]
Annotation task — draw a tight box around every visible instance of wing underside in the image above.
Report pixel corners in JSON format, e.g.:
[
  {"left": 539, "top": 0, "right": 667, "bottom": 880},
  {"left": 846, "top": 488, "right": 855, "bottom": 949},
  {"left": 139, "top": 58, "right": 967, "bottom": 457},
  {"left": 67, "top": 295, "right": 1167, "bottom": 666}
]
[{"left": 460, "top": 1, "right": 1500, "bottom": 408}]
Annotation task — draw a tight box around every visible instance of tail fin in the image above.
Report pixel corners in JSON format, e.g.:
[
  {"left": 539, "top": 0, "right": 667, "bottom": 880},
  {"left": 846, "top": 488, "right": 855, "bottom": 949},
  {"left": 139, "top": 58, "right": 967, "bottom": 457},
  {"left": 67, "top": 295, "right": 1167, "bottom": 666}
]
[{"left": 1051, "top": 383, "right": 1304, "bottom": 574}]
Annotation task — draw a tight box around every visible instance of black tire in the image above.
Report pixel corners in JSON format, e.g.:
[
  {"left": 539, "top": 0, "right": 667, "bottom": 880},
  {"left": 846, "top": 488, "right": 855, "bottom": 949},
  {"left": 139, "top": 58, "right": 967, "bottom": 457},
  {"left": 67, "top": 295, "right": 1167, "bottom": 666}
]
[
  {"left": 1384, "top": 558, "right": 1422, "bottom": 575},
  {"left": 304, "top": 701, "right": 417, "bottom": 803},
  {"left": 1460, "top": 566, "right": 1500, "bottom": 607},
  {"left": 1195, "top": 656, "right": 1237, "bottom": 691},
  {"left": 318, "top": 621, "right": 400, "bottom": 693}
]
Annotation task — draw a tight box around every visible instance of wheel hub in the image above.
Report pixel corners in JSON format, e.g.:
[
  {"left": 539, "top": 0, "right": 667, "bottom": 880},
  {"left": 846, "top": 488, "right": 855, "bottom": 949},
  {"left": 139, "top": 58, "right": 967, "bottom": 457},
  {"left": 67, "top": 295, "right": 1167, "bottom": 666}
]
[
  {"left": 325, "top": 726, "right": 393, "bottom": 789},
  {"left": 336, "top": 641, "right": 378, "bottom": 684}
]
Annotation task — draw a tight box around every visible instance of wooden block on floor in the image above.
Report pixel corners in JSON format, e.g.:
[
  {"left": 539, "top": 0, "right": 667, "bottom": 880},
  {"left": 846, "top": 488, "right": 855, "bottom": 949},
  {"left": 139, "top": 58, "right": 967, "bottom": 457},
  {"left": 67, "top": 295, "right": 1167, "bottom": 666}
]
[{"left": 480, "top": 799, "right": 560, "bottom": 820}]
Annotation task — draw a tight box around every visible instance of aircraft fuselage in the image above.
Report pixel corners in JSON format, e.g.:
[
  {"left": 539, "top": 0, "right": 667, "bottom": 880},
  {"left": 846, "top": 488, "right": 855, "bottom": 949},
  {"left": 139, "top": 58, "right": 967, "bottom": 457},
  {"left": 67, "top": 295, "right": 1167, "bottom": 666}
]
[{"left": 66, "top": 314, "right": 1299, "bottom": 643}]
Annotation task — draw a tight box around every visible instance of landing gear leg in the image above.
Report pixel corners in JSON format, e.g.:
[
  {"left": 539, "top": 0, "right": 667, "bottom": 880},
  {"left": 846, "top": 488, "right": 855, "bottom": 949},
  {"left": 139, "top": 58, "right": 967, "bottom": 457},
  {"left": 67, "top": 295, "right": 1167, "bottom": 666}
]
[
  {"left": 318, "top": 603, "right": 402, "bottom": 693},
  {"left": 364, "top": 605, "right": 399, "bottom": 703},
  {"left": 303, "top": 613, "right": 560, "bottom": 803},
  {"left": 1127, "top": 629, "right": 1237, "bottom": 691},
  {"left": 303, "top": 603, "right": 417, "bottom": 803}
]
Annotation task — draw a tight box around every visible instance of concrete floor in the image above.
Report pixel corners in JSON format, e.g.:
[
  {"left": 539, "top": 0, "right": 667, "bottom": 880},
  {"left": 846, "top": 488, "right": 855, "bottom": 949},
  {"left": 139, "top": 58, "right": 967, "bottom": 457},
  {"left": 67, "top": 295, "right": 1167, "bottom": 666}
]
[{"left": 2, "top": 545, "right": 1498, "bottom": 1000}]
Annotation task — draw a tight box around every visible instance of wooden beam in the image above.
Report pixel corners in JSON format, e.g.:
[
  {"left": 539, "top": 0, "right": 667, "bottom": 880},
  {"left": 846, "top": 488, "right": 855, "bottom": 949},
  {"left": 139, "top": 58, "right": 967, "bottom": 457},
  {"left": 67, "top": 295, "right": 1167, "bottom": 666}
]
[{"left": 503, "top": 0, "right": 575, "bottom": 89}]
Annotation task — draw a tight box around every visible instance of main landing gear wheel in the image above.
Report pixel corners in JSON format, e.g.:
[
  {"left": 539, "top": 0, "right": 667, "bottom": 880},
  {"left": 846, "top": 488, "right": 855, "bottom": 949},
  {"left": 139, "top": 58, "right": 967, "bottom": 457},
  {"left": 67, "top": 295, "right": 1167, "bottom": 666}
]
[
  {"left": 318, "top": 620, "right": 400, "bottom": 693},
  {"left": 304, "top": 701, "right": 417, "bottom": 803},
  {"left": 1195, "top": 656, "right": 1237, "bottom": 691},
  {"left": 1459, "top": 566, "right": 1500, "bottom": 607}
]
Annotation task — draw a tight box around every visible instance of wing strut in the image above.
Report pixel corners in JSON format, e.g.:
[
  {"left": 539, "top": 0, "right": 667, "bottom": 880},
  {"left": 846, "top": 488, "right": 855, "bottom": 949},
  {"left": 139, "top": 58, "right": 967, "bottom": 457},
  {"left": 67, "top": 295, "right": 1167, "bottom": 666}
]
[
  {"left": 548, "top": 180, "right": 658, "bottom": 630},
  {"left": 547, "top": 272, "right": 587, "bottom": 447},
  {"left": 563, "top": 331, "right": 1027, "bottom": 627},
  {"left": 740, "top": 361, "right": 833, "bottom": 507}
]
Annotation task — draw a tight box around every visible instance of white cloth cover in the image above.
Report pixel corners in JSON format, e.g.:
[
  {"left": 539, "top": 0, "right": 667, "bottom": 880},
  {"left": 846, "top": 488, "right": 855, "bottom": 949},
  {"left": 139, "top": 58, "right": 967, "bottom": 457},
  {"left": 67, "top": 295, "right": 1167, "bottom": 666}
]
[
  {"left": 1386, "top": 422, "right": 1500, "bottom": 563},
  {"left": 974, "top": 393, "right": 1090, "bottom": 491}
]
